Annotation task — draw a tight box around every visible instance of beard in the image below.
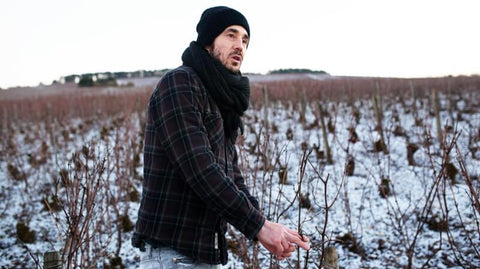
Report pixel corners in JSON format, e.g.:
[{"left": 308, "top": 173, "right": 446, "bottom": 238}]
[{"left": 208, "top": 46, "right": 241, "bottom": 74}]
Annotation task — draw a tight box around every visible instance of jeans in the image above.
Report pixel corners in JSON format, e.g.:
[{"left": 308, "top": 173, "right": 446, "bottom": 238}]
[{"left": 140, "top": 244, "right": 222, "bottom": 269}]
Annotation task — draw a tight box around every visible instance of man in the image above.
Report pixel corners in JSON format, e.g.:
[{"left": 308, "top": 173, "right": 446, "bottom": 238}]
[{"left": 132, "top": 6, "right": 310, "bottom": 268}]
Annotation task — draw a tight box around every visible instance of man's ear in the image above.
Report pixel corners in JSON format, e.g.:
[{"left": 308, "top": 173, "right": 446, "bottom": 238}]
[{"left": 205, "top": 45, "right": 212, "bottom": 54}]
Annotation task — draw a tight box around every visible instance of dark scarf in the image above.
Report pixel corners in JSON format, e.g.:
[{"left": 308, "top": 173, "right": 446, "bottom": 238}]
[{"left": 181, "top": 41, "right": 250, "bottom": 142}]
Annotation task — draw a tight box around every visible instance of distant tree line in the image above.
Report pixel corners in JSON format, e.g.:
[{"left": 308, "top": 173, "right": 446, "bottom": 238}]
[
  {"left": 77, "top": 76, "right": 117, "bottom": 87},
  {"left": 56, "top": 68, "right": 329, "bottom": 87},
  {"left": 59, "top": 69, "right": 171, "bottom": 87},
  {"left": 268, "top": 68, "right": 329, "bottom": 75}
]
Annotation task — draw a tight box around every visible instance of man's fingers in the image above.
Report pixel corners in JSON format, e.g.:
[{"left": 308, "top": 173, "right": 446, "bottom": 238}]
[
  {"left": 287, "top": 233, "right": 311, "bottom": 250},
  {"left": 290, "top": 230, "right": 310, "bottom": 242},
  {"left": 258, "top": 221, "right": 312, "bottom": 259},
  {"left": 277, "top": 240, "right": 296, "bottom": 258},
  {"left": 277, "top": 251, "right": 292, "bottom": 260},
  {"left": 299, "top": 234, "right": 310, "bottom": 242},
  {"left": 282, "top": 243, "right": 295, "bottom": 255},
  {"left": 281, "top": 241, "right": 290, "bottom": 253},
  {"left": 296, "top": 239, "right": 310, "bottom": 250}
]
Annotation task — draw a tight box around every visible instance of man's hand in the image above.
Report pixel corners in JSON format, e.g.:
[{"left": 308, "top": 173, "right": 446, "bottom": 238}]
[{"left": 256, "top": 220, "right": 310, "bottom": 260}]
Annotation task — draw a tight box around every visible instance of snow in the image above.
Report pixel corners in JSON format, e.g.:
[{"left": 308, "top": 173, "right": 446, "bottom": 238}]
[{"left": 0, "top": 87, "right": 479, "bottom": 268}]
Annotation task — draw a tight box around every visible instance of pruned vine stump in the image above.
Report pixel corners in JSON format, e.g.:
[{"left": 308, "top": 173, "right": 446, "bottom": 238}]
[
  {"left": 323, "top": 246, "right": 339, "bottom": 269},
  {"left": 44, "top": 251, "right": 62, "bottom": 269}
]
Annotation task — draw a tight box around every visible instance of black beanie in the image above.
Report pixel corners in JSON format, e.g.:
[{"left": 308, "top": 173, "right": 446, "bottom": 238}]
[{"left": 196, "top": 6, "right": 250, "bottom": 47}]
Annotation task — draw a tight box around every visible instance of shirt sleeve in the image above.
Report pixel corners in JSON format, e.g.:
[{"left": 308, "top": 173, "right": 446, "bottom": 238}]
[{"left": 151, "top": 69, "right": 264, "bottom": 239}]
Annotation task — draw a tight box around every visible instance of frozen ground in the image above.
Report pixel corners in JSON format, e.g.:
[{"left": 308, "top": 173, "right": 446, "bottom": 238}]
[{"left": 0, "top": 83, "right": 479, "bottom": 268}]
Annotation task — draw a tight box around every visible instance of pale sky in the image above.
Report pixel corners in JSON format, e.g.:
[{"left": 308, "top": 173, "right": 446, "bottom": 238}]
[{"left": 1, "top": 0, "right": 479, "bottom": 88}]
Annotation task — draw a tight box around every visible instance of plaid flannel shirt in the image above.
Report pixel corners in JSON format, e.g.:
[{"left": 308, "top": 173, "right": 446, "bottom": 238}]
[{"left": 133, "top": 66, "right": 265, "bottom": 265}]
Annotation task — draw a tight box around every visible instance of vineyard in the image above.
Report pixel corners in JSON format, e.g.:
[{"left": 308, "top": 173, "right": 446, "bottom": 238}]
[{"left": 0, "top": 74, "right": 479, "bottom": 268}]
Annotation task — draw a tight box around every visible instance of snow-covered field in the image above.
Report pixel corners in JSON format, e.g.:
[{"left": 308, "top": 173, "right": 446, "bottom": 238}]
[{"left": 1, "top": 78, "right": 479, "bottom": 268}]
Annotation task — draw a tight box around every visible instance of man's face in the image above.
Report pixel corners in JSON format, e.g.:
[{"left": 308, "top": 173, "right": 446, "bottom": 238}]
[{"left": 206, "top": 25, "right": 249, "bottom": 73}]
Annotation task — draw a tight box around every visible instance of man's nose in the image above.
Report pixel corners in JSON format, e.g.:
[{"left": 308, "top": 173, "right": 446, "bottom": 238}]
[{"left": 233, "top": 38, "right": 245, "bottom": 52}]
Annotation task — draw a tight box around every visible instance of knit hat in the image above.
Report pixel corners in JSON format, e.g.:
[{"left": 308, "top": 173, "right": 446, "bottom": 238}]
[{"left": 196, "top": 6, "right": 250, "bottom": 47}]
